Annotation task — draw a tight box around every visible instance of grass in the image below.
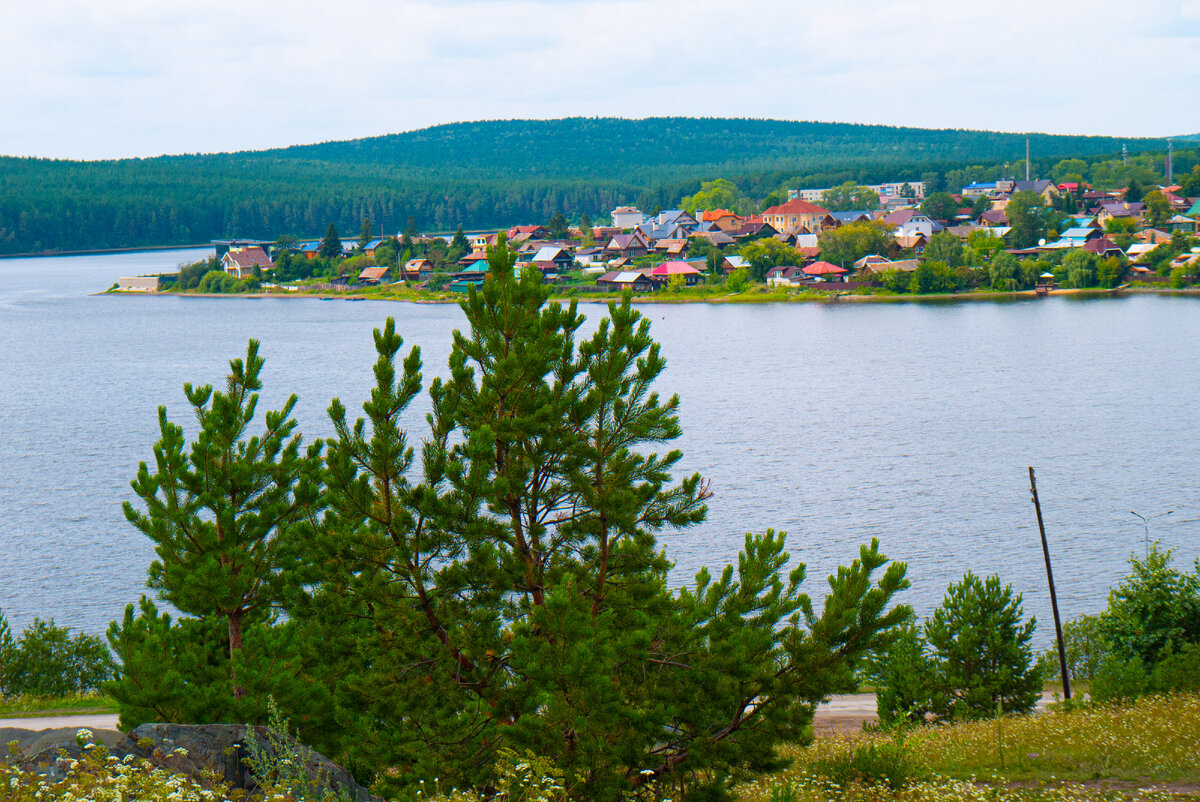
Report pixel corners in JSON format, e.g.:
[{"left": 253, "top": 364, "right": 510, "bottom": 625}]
[
  {"left": 0, "top": 692, "right": 118, "bottom": 717},
  {"left": 737, "top": 692, "right": 1200, "bottom": 802}
]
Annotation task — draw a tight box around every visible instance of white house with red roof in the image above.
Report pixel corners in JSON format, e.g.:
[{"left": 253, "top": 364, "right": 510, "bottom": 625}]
[{"left": 220, "top": 246, "right": 275, "bottom": 279}]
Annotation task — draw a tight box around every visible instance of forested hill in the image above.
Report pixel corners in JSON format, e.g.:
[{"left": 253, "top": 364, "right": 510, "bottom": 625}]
[{"left": 0, "top": 117, "right": 1170, "bottom": 254}]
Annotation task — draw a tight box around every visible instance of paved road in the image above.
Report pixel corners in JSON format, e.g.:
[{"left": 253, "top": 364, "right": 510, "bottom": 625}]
[{"left": 0, "top": 692, "right": 1056, "bottom": 733}]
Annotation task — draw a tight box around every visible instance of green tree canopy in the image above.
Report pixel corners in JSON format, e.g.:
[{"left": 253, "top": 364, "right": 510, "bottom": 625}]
[
  {"left": 820, "top": 181, "right": 881, "bottom": 212},
  {"left": 1006, "top": 191, "right": 1047, "bottom": 249},
  {"left": 738, "top": 237, "right": 801, "bottom": 281},
  {"left": 682, "top": 178, "right": 749, "bottom": 214},
  {"left": 921, "top": 191, "right": 960, "bottom": 221},
  {"left": 318, "top": 223, "right": 343, "bottom": 259},
  {"left": 817, "top": 220, "right": 893, "bottom": 267}
]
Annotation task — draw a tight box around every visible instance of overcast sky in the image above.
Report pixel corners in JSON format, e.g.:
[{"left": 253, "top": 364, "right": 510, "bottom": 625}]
[{"left": 2, "top": 0, "right": 1198, "bottom": 160}]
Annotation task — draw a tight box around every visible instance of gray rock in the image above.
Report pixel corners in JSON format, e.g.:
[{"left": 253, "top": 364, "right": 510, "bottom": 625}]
[{"left": 118, "top": 723, "right": 378, "bottom": 801}]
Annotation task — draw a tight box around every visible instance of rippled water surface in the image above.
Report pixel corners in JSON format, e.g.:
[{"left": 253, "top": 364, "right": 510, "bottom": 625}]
[{"left": 1, "top": 249, "right": 1197, "bottom": 642}]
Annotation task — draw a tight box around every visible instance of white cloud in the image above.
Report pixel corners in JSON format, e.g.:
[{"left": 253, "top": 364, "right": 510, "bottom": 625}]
[{"left": 0, "top": 0, "right": 1195, "bottom": 159}]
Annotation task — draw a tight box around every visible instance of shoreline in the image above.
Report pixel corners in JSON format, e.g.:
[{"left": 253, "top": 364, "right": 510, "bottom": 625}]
[
  {"left": 98, "top": 285, "right": 1200, "bottom": 305},
  {"left": 3, "top": 244, "right": 213, "bottom": 260}
]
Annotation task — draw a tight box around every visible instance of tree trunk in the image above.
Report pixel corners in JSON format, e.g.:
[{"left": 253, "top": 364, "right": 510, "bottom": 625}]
[{"left": 228, "top": 610, "right": 245, "bottom": 699}]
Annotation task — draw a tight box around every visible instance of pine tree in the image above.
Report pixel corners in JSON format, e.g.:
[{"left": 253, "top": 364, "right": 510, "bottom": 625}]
[
  {"left": 109, "top": 341, "right": 320, "bottom": 726},
  {"left": 286, "top": 236, "right": 911, "bottom": 799},
  {"left": 449, "top": 224, "right": 470, "bottom": 261},
  {"left": 318, "top": 223, "right": 342, "bottom": 258},
  {"left": 357, "top": 216, "right": 372, "bottom": 251}
]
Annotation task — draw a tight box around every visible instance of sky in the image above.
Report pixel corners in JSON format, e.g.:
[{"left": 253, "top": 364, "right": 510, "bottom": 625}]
[{"left": 2, "top": 0, "right": 1198, "bottom": 161}]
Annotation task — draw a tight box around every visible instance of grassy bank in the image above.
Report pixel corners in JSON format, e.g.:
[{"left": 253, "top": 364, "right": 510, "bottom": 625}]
[
  {"left": 738, "top": 692, "right": 1200, "bottom": 801},
  {"left": 0, "top": 692, "right": 117, "bottom": 718}
]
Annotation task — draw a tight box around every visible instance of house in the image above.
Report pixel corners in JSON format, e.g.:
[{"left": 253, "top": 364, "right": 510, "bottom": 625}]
[
  {"left": 221, "top": 246, "right": 275, "bottom": 279},
  {"left": 854, "top": 254, "right": 891, "bottom": 271},
  {"left": 690, "top": 230, "right": 735, "bottom": 248},
  {"left": 211, "top": 239, "right": 272, "bottom": 260},
  {"left": 361, "top": 238, "right": 387, "bottom": 257},
  {"left": 765, "top": 265, "right": 807, "bottom": 287},
  {"left": 1082, "top": 237, "right": 1125, "bottom": 259},
  {"left": 699, "top": 209, "right": 743, "bottom": 232},
  {"left": 733, "top": 221, "right": 777, "bottom": 240},
  {"left": 654, "top": 238, "right": 690, "bottom": 257},
  {"left": 530, "top": 246, "right": 574, "bottom": 273},
  {"left": 604, "top": 232, "right": 651, "bottom": 259},
  {"left": 611, "top": 206, "right": 645, "bottom": 229},
  {"left": 858, "top": 258, "right": 920, "bottom": 275},
  {"left": 508, "top": 224, "right": 548, "bottom": 239},
  {"left": 1125, "top": 243, "right": 1160, "bottom": 264},
  {"left": 650, "top": 260, "right": 704, "bottom": 286},
  {"left": 793, "top": 233, "right": 820, "bottom": 250},
  {"left": 977, "top": 209, "right": 1009, "bottom": 227},
  {"left": 358, "top": 265, "right": 390, "bottom": 284},
  {"left": 829, "top": 211, "right": 873, "bottom": 227},
  {"left": 722, "top": 255, "right": 749, "bottom": 274},
  {"left": 1167, "top": 215, "right": 1198, "bottom": 234},
  {"left": 884, "top": 209, "right": 935, "bottom": 238},
  {"left": 801, "top": 261, "right": 849, "bottom": 281},
  {"left": 760, "top": 199, "right": 833, "bottom": 235},
  {"left": 1095, "top": 202, "right": 1147, "bottom": 226},
  {"left": 298, "top": 241, "right": 323, "bottom": 260},
  {"left": 595, "top": 270, "right": 663, "bottom": 292},
  {"left": 469, "top": 232, "right": 500, "bottom": 252},
  {"left": 1010, "top": 180, "right": 1059, "bottom": 203},
  {"left": 591, "top": 226, "right": 621, "bottom": 242},
  {"left": 893, "top": 234, "right": 927, "bottom": 254},
  {"left": 400, "top": 258, "right": 435, "bottom": 281}
]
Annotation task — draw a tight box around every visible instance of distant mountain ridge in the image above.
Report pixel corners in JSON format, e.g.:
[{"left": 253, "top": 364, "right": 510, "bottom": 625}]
[
  {"left": 0, "top": 117, "right": 1174, "bottom": 254},
  {"left": 251, "top": 117, "right": 1164, "bottom": 175}
]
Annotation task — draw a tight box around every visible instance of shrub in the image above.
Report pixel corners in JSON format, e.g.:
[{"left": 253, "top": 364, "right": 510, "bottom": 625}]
[
  {"left": 1041, "top": 612, "right": 1110, "bottom": 682},
  {"left": 1149, "top": 642, "right": 1200, "bottom": 693},
  {"left": 811, "top": 739, "right": 924, "bottom": 790},
  {"left": 873, "top": 623, "right": 936, "bottom": 726},
  {"left": 1090, "top": 654, "right": 1146, "bottom": 703},
  {"left": 1169, "top": 266, "right": 1188, "bottom": 289},
  {"left": 426, "top": 271, "right": 453, "bottom": 290},
  {"left": 726, "top": 267, "right": 750, "bottom": 293},
  {"left": 1099, "top": 546, "right": 1200, "bottom": 666},
  {"left": 0, "top": 612, "right": 111, "bottom": 697}
]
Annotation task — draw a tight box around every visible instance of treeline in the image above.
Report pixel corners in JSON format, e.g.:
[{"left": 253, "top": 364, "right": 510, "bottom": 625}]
[{"left": 0, "top": 117, "right": 1178, "bottom": 254}]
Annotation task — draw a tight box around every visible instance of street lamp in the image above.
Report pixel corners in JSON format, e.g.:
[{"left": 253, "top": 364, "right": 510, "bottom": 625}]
[{"left": 1130, "top": 510, "right": 1172, "bottom": 556}]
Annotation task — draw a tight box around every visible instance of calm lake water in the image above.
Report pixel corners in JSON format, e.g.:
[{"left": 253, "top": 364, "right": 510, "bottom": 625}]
[{"left": 1, "top": 249, "right": 1197, "bottom": 644}]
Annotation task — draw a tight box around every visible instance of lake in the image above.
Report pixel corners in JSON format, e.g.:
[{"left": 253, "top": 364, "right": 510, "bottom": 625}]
[{"left": 1, "top": 248, "right": 1197, "bottom": 645}]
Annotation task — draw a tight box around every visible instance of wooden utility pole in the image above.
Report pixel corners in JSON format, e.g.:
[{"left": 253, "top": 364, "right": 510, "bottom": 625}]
[{"left": 1029, "top": 467, "right": 1071, "bottom": 700}]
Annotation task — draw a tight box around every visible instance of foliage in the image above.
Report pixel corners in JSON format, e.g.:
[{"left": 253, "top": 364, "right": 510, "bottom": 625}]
[
  {"left": 1089, "top": 654, "right": 1147, "bottom": 703},
  {"left": 278, "top": 237, "right": 911, "bottom": 800},
  {"left": 752, "top": 691, "right": 1200, "bottom": 799},
  {"left": 1005, "top": 191, "right": 1046, "bottom": 249},
  {"left": 924, "top": 573, "right": 1041, "bottom": 720},
  {"left": 1096, "top": 256, "right": 1125, "bottom": 288},
  {"left": 683, "top": 178, "right": 751, "bottom": 215},
  {"left": 919, "top": 192, "right": 959, "bottom": 221},
  {"left": 739, "top": 237, "right": 802, "bottom": 281},
  {"left": 0, "top": 118, "right": 1177, "bottom": 255},
  {"left": 988, "top": 251, "right": 1023, "bottom": 291},
  {"left": 196, "top": 269, "right": 245, "bottom": 293},
  {"left": 1040, "top": 613, "right": 1109, "bottom": 682},
  {"left": 811, "top": 739, "right": 924, "bottom": 790},
  {"left": 338, "top": 253, "right": 374, "bottom": 276},
  {"left": 819, "top": 182, "right": 880, "bottom": 212},
  {"left": 1098, "top": 545, "right": 1200, "bottom": 666},
  {"left": 318, "top": 223, "right": 342, "bottom": 259},
  {"left": 1169, "top": 266, "right": 1188, "bottom": 288},
  {"left": 1143, "top": 190, "right": 1171, "bottom": 229},
  {"left": 921, "top": 232, "right": 963, "bottom": 268},
  {"left": 872, "top": 624, "right": 935, "bottom": 725},
  {"left": 907, "top": 261, "right": 957, "bottom": 294},
  {"left": 176, "top": 257, "right": 220, "bottom": 289},
  {"left": 244, "top": 697, "right": 351, "bottom": 802},
  {"left": 726, "top": 267, "right": 750, "bottom": 293},
  {"left": 817, "top": 221, "right": 893, "bottom": 268},
  {"left": 108, "top": 340, "right": 320, "bottom": 728},
  {"left": 1062, "top": 249, "right": 1097, "bottom": 288},
  {"left": 426, "top": 271, "right": 453, "bottom": 290},
  {"left": 0, "top": 611, "right": 111, "bottom": 698}
]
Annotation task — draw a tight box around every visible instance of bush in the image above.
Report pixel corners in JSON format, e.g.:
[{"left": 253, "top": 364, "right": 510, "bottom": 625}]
[
  {"left": 812, "top": 740, "right": 924, "bottom": 790},
  {"left": 1169, "top": 266, "right": 1188, "bottom": 289},
  {"left": 0, "top": 611, "right": 112, "bottom": 697},
  {"left": 1149, "top": 642, "right": 1200, "bottom": 693},
  {"left": 725, "top": 267, "right": 750, "bottom": 293},
  {"left": 1041, "top": 613, "right": 1110, "bottom": 682},
  {"left": 874, "top": 624, "right": 936, "bottom": 726},
  {"left": 1090, "top": 654, "right": 1146, "bottom": 703},
  {"left": 426, "top": 271, "right": 453, "bottom": 290},
  {"left": 1099, "top": 546, "right": 1200, "bottom": 666}
]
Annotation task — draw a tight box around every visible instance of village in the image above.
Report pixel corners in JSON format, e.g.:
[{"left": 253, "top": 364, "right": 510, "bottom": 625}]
[{"left": 118, "top": 172, "right": 1200, "bottom": 297}]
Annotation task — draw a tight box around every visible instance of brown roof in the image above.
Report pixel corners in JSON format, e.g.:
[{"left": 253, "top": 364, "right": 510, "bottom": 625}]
[
  {"left": 359, "top": 266, "right": 390, "bottom": 280},
  {"left": 224, "top": 246, "right": 274, "bottom": 269}
]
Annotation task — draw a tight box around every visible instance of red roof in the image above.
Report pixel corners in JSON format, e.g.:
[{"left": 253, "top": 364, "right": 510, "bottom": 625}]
[
  {"left": 761, "top": 199, "right": 831, "bottom": 217},
  {"left": 651, "top": 261, "right": 703, "bottom": 275},
  {"left": 223, "top": 246, "right": 274, "bottom": 269},
  {"left": 802, "top": 261, "right": 848, "bottom": 276}
]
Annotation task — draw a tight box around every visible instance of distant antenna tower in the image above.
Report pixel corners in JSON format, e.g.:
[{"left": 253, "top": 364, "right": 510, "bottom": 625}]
[
  {"left": 1026, "top": 137, "right": 1031, "bottom": 181},
  {"left": 1122, "top": 143, "right": 1128, "bottom": 166},
  {"left": 1167, "top": 139, "right": 1174, "bottom": 183}
]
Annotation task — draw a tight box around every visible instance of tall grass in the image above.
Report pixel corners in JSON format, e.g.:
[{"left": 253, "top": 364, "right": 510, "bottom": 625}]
[{"left": 738, "top": 692, "right": 1200, "bottom": 802}]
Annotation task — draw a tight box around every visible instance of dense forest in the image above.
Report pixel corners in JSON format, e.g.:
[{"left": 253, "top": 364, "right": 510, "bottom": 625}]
[{"left": 0, "top": 117, "right": 1181, "bottom": 254}]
